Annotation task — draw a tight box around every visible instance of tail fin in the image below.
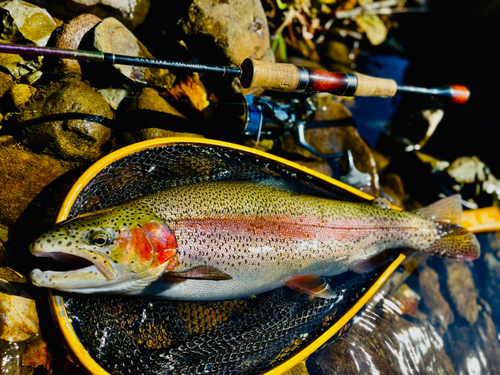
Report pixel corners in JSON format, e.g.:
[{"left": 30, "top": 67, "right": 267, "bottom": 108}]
[{"left": 414, "top": 195, "right": 480, "bottom": 260}]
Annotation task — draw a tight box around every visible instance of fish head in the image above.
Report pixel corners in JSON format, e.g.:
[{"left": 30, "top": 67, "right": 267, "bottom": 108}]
[{"left": 29, "top": 202, "right": 178, "bottom": 294}]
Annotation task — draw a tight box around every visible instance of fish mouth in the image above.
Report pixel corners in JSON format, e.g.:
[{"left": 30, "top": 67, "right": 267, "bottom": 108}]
[{"left": 29, "top": 242, "right": 118, "bottom": 282}]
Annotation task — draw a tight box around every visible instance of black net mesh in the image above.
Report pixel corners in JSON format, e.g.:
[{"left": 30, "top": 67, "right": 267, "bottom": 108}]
[{"left": 59, "top": 141, "right": 386, "bottom": 374}]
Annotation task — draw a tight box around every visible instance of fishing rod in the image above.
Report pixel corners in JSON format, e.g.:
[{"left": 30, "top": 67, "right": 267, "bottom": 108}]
[{"left": 0, "top": 43, "right": 470, "bottom": 103}]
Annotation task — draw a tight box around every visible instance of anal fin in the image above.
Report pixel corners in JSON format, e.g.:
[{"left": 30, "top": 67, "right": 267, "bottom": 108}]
[
  {"left": 285, "top": 276, "right": 337, "bottom": 299},
  {"left": 350, "top": 249, "right": 395, "bottom": 274},
  {"left": 164, "top": 265, "right": 232, "bottom": 280}
]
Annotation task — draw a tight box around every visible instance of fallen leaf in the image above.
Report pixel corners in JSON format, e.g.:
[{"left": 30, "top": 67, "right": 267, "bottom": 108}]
[
  {"left": 0, "top": 281, "right": 39, "bottom": 342},
  {"left": 168, "top": 74, "right": 209, "bottom": 112},
  {"left": 355, "top": 14, "right": 388, "bottom": 45},
  {"left": 22, "top": 336, "right": 52, "bottom": 370}
]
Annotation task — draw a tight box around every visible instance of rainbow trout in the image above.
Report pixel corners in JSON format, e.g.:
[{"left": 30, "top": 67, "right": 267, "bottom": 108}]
[{"left": 29, "top": 181, "right": 479, "bottom": 301}]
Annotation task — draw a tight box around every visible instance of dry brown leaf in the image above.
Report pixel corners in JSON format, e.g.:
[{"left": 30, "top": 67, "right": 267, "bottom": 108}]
[
  {"left": 22, "top": 336, "right": 52, "bottom": 370},
  {"left": 355, "top": 14, "right": 388, "bottom": 45},
  {"left": 0, "top": 291, "right": 39, "bottom": 342},
  {"left": 169, "top": 74, "right": 209, "bottom": 112}
]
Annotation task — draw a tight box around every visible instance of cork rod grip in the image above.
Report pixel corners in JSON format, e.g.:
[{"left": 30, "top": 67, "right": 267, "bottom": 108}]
[
  {"left": 240, "top": 58, "right": 300, "bottom": 92},
  {"left": 353, "top": 73, "right": 398, "bottom": 97}
]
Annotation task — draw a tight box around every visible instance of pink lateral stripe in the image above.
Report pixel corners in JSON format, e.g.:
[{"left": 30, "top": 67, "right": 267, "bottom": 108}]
[{"left": 178, "top": 215, "right": 396, "bottom": 242}]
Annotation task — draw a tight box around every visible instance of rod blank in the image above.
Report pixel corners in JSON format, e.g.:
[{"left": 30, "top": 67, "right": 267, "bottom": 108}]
[{"left": 0, "top": 43, "right": 469, "bottom": 102}]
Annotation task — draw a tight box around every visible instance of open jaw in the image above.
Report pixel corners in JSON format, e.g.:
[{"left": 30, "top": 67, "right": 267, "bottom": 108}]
[{"left": 29, "top": 246, "right": 119, "bottom": 291}]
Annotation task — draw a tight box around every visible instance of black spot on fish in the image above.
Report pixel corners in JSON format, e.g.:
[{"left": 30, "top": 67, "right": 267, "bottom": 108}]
[{"left": 67, "top": 242, "right": 72, "bottom": 246}]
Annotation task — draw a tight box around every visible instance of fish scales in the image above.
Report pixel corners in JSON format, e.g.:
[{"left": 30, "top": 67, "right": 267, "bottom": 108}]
[
  {"left": 134, "top": 181, "right": 435, "bottom": 299},
  {"left": 29, "top": 181, "right": 480, "bottom": 301}
]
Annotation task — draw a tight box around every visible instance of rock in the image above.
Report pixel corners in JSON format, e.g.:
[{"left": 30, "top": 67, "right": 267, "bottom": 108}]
[
  {"left": 179, "top": 0, "right": 274, "bottom": 65},
  {"left": 0, "top": 0, "right": 59, "bottom": 80},
  {"left": 444, "top": 312, "right": 500, "bottom": 375},
  {"left": 92, "top": 17, "right": 175, "bottom": 87},
  {"left": 67, "top": 0, "right": 150, "bottom": 29},
  {"left": 51, "top": 13, "right": 103, "bottom": 77},
  {"left": 418, "top": 265, "right": 454, "bottom": 336},
  {"left": 15, "top": 78, "right": 114, "bottom": 161},
  {"left": 70, "top": 0, "right": 150, "bottom": 29},
  {"left": 308, "top": 293, "right": 457, "bottom": 375},
  {"left": 0, "top": 339, "right": 34, "bottom": 375},
  {"left": 0, "top": 147, "right": 72, "bottom": 226},
  {"left": 444, "top": 259, "right": 479, "bottom": 324},
  {"left": 0, "top": 71, "right": 14, "bottom": 100},
  {"left": 389, "top": 283, "right": 421, "bottom": 316},
  {"left": 0, "top": 0, "right": 58, "bottom": 46},
  {"left": 27, "top": 0, "right": 149, "bottom": 29},
  {"left": 282, "top": 361, "right": 309, "bottom": 375},
  {"left": 118, "top": 87, "right": 204, "bottom": 146}
]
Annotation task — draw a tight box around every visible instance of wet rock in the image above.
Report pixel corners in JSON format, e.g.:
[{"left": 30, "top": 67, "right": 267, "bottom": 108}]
[
  {"left": 279, "top": 99, "right": 379, "bottom": 196},
  {"left": 444, "top": 259, "right": 479, "bottom": 324},
  {"left": 283, "top": 361, "right": 309, "bottom": 375},
  {"left": 179, "top": 0, "right": 274, "bottom": 65},
  {"left": 0, "top": 71, "right": 14, "bottom": 99},
  {"left": 444, "top": 311, "right": 500, "bottom": 375},
  {"left": 0, "top": 146, "right": 72, "bottom": 226},
  {"left": 67, "top": 0, "right": 150, "bottom": 29},
  {"left": 14, "top": 78, "right": 114, "bottom": 161},
  {"left": 389, "top": 283, "right": 421, "bottom": 316},
  {"left": 92, "top": 17, "right": 175, "bottom": 87},
  {"left": 0, "top": 0, "right": 58, "bottom": 45},
  {"left": 418, "top": 265, "right": 454, "bottom": 336},
  {"left": 0, "top": 0, "right": 59, "bottom": 81},
  {"left": 51, "top": 13, "right": 102, "bottom": 77},
  {"left": 27, "top": 0, "right": 149, "bottom": 28},
  {"left": 0, "top": 339, "right": 34, "bottom": 375},
  {"left": 118, "top": 87, "right": 204, "bottom": 146},
  {"left": 308, "top": 295, "right": 457, "bottom": 375}
]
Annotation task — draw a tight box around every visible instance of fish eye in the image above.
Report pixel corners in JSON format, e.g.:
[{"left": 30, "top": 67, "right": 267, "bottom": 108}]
[{"left": 88, "top": 229, "right": 114, "bottom": 247}]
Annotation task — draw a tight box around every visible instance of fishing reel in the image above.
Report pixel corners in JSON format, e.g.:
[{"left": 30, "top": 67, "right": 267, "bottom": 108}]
[{"left": 204, "top": 93, "right": 371, "bottom": 188}]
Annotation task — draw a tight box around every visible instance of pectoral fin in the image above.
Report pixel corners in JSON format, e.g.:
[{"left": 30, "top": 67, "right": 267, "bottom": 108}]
[
  {"left": 164, "top": 265, "right": 232, "bottom": 280},
  {"left": 285, "top": 276, "right": 337, "bottom": 298}
]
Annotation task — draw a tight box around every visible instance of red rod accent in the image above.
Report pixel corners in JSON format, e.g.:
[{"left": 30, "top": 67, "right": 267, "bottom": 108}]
[{"left": 306, "top": 68, "right": 350, "bottom": 94}]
